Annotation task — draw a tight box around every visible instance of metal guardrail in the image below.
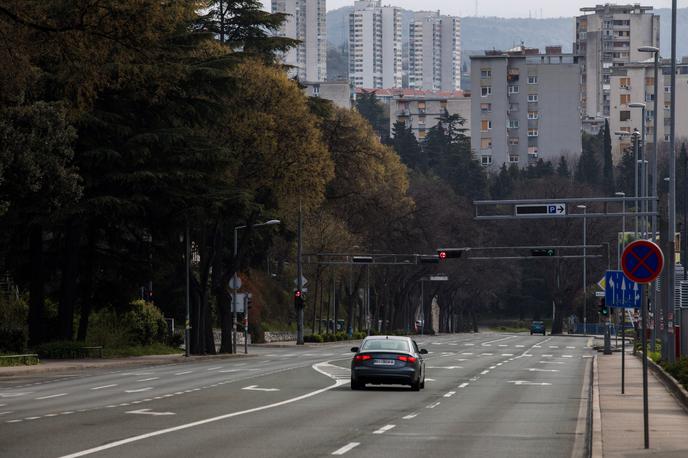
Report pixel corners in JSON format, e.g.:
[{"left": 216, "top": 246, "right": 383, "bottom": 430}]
[{"left": 0, "top": 353, "right": 39, "bottom": 365}]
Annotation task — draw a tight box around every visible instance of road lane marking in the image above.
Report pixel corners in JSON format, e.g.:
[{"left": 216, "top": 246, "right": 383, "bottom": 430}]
[
  {"left": 206, "top": 367, "right": 222, "bottom": 371},
  {"left": 6, "top": 419, "right": 22, "bottom": 423},
  {"left": 424, "top": 378, "right": 436, "bottom": 382},
  {"left": 515, "top": 345, "right": 525, "bottom": 348},
  {"left": 567, "top": 346, "right": 576, "bottom": 349},
  {"left": 549, "top": 346, "right": 559, "bottom": 349},
  {"left": 508, "top": 380, "right": 552, "bottom": 386},
  {"left": 0, "top": 411, "right": 12, "bottom": 416},
  {"left": 529, "top": 368, "right": 560, "bottom": 372},
  {"left": 562, "top": 355, "right": 574, "bottom": 358},
  {"left": 464, "top": 343, "right": 474, "bottom": 346},
  {"left": 427, "top": 366, "right": 462, "bottom": 369},
  {"left": 45, "top": 413, "right": 57, "bottom": 417},
  {"left": 480, "top": 353, "right": 493, "bottom": 356},
  {"left": 36, "top": 393, "right": 67, "bottom": 400},
  {"left": 540, "top": 361, "right": 565, "bottom": 364},
  {"left": 0, "top": 393, "right": 30, "bottom": 398},
  {"left": 332, "top": 443, "right": 360, "bottom": 455},
  {"left": 373, "top": 424, "right": 396, "bottom": 434},
  {"left": 402, "top": 413, "right": 418, "bottom": 419},
  {"left": 126, "top": 409, "right": 175, "bottom": 416},
  {"left": 543, "top": 354, "right": 553, "bottom": 357},
  {"left": 58, "top": 361, "right": 348, "bottom": 458},
  {"left": 480, "top": 370, "right": 489, "bottom": 375},
  {"left": 125, "top": 388, "right": 153, "bottom": 393},
  {"left": 426, "top": 402, "right": 441, "bottom": 409},
  {"left": 443, "top": 391, "right": 456, "bottom": 398},
  {"left": 489, "top": 366, "right": 496, "bottom": 369},
  {"left": 60, "top": 411, "right": 74, "bottom": 415},
  {"left": 498, "top": 344, "right": 508, "bottom": 347},
  {"left": 25, "top": 416, "right": 41, "bottom": 420},
  {"left": 136, "top": 378, "right": 159, "bottom": 382},
  {"left": 501, "top": 353, "right": 514, "bottom": 356},
  {"left": 91, "top": 384, "right": 118, "bottom": 390},
  {"left": 174, "top": 371, "right": 193, "bottom": 376},
  {"left": 461, "top": 352, "right": 473, "bottom": 355},
  {"left": 482, "top": 336, "right": 517, "bottom": 346},
  {"left": 582, "top": 355, "right": 593, "bottom": 358},
  {"left": 459, "top": 382, "right": 469, "bottom": 388},
  {"left": 242, "top": 385, "right": 280, "bottom": 392}
]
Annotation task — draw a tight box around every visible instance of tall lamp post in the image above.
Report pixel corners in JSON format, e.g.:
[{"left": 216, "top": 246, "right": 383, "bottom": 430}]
[
  {"left": 233, "top": 219, "right": 281, "bottom": 354},
  {"left": 578, "top": 205, "right": 587, "bottom": 335},
  {"left": 629, "top": 103, "right": 647, "bottom": 236}
]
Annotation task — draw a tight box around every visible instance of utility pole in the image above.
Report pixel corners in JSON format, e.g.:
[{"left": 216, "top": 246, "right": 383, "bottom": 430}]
[{"left": 185, "top": 218, "right": 191, "bottom": 357}]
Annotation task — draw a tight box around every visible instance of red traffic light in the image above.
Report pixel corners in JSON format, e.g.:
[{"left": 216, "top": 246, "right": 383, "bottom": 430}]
[
  {"left": 438, "top": 251, "right": 447, "bottom": 260},
  {"left": 294, "top": 290, "right": 302, "bottom": 298}
]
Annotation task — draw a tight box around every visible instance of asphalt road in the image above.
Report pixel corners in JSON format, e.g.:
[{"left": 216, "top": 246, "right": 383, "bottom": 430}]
[{"left": 0, "top": 333, "right": 593, "bottom": 458}]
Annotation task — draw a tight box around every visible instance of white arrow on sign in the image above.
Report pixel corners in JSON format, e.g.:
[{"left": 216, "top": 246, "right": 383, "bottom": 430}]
[
  {"left": 126, "top": 408, "right": 175, "bottom": 416},
  {"left": 242, "top": 385, "right": 280, "bottom": 392}
]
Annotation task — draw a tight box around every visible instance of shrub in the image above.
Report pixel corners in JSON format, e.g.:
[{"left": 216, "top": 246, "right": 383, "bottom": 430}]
[
  {"left": 0, "top": 327, "right": 27, "bottom": 353},
  {"left": 167, "top": 331, "right": 184, "bottom": 348},
  {"left": 335, "top": 332, "right": 348, "bottom": 341},
  {"left": 353, "top": 331, "right": 367, "bottom": 340},
  {"left": 123, "top": 300, "right": 167, "bottom": 346},
  {"left": 304, "top": 334, "right": 324, "bottom": 343},
  {"left": 34, "top": 341, "right": 89, "bottom": 359}
]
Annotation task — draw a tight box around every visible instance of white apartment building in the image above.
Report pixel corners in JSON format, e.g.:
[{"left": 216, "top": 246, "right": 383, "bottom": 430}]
[
  {"left": 349, "top": 0, "right": 402, "bottom": 89},
  {"left": 409, "top": 11, "right": 461, "bottom": 92},
  {"left": 609, "top": 58, "right": 688, "bottom": 160},
  {"left": 575, "top": 4, "right": 659, "bottom": 122},
  {"left": 272, "top": 0, "right": 327, "bottom": 82}
]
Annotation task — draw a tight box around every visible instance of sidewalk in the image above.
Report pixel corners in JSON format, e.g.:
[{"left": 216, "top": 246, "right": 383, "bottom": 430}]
[{"left": 597, "top": 346, "right": 688, "bottom": 456}]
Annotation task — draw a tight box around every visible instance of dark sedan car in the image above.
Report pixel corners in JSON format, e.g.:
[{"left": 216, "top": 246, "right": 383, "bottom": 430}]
[
  {"left": 350, "top": 336, "right": 427, "bottom": 391},
  {"left": 530, "top": 320, "right": 546, "bottom": 335}
]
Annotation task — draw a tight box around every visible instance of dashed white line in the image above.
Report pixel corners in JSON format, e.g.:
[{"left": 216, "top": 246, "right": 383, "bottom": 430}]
[
  {"left": 501, "top": 353, "right": 514, "bottom": 356},
  {"left": 539, "top": 361, "right": 565, "bottom": 364},
  {"left": 36, "top": 393, "right": 68, "bottom": 400},
  {"left": 480, "top": 370, "right": 489, "bottom": 375},
  {"left": 461, "top": 352, "right": 473, "bottom": 355},
  {"left": 206, "top": 367, "right": 222, "bottom": 371},
  {"left": 543, "top": 354, "right": 553, "bottom": 357},
  {"left": 567, "top": 346, "right": 576, "bottom": 349},
  {"left": 125, "top": 388, "right": 153, "bottom": 393},
  {"left": 174, "top": 371, "right": 193, "bottom": 376},
  {"left": 549, "top": 346, "right": 559, "bottom": 349},
  {"left": 6, "top": 419, "right": 22, "bottom": 423},
  {"left": 464, "top": 343, "right": 475, "bottom": 346},
  {"left": 562, "top": 355, "right": 574, "bottom": 358},
  {"left": 136, "top": 378, "right": 159, "bottom": 382},
  {"left": 426, "top": 401, "right": 441, "bottom": 409},
  {"left": 0, "top": 411, "right": 11, "bottom": 416},
  {"left": 515, "top": 345, "right": 525, "bottom": 348},
  {"left": 459, "top": 382, "right": 469, "bottom": 388},
  {"left": 480, "top": 353, "right": 494, "bottom": 356},
  {"left": 25, "top": 416, "right": 41, "bottom": 420},
  {"left": 402, "top": 413, "right": 418, "bottom": 419},
  {"left": 91, "top": 384, "right": 118, "bottom": 390},
  {"left": 332, "top": 442, "right": 360, "bottom": 455},
  {"left": 443, "top": 391, "right": 456, "bottom": 398},
  {"left": 373, "top": 424, "right": 396, "bottom": 434},
  {"left": 498, "top": 344, "right": 508, "bottom": 347}
]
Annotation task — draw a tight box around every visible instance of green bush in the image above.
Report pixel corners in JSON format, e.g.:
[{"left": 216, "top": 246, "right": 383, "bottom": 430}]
[
  {"left": 0, "top": 353, "right": 38, "bottom": 366},
  {"left": 304, "top": 334, "right": 324, "bottom": 343},
  {"left": 353, "top": 331, "right": 367, "bottom": 340},
  {"left": 335, "top": 332, "right": 348, "bottom": 341},
  {"left": 0, "top": 327, "right": 27, "bottom": 353},
  {"left": 123, "top": 300, "right": 167, "bottom": 346},
  {"left": 34, "top": 341, "right": 90, "bottom": 359},
  {"left": 662, "top": 357, "right": 688, "bottom": 390},
  {"left": 167, "top": 331, "right": 184, "bottom": 348}
]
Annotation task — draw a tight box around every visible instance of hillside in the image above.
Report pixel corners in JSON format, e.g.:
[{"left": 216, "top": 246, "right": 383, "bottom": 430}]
[{"left": 327, "top": 7, "right": 688, "bottom": 59}]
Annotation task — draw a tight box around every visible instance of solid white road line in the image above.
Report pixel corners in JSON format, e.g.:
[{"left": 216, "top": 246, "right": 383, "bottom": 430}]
[
  {"left": 540, "top": 361, "right": 565, "bottom": 364},
  {"left": 91, "top": 384, "right": 118, "bottom": 390},
  {"left": 529, "top": 368, "right": 560, "bottom": 372},
  {"left": 36, "top": 393, "right": 67, "bottom": 400},
  {"left": 124, "top": 388, "right": 153, "bottom": 393},
  {"left": 125, "top": 409, "right": 175, "bottom": 416},
  {"left": 402, "top": 413, "right": 418, "bottom": 419},
  {"left": 136, "top": 378, "right": 159, "bottom": 382},
  {"left": 59, "top": 362, "right": 348, "bottom": 458},
  {"left": 174, "top": 371, "right": 193, "bottom": 376},
  {"left": 373, "top": 424, "right": 396, "bottom": 434},
  {"left": 332, "top": 443, "right": 360, "bottom": 455}
]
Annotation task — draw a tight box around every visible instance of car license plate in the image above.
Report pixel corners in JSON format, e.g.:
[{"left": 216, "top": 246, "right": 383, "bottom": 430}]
[{"left": 374, "top": 359, "right": 395, "bottom": 366}]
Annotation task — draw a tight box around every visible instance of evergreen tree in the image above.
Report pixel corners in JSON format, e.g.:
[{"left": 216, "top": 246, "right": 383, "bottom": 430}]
[
  {"left": 355, "top": 90, "right": 388, "bottom": 141},
  {"left": 491, "top": 164, "right": 513, "bottom": 199},
  {"left": 557, "top": 156, "right": 571, "bottom": 178},
  {"left": 391, "top": 121, "right": 423, "bottom": 170},
  {"left": 602, "top": 119, "right": 614, "bottom": 192},
  {"left": 576, "top": 132, "right": 601, "bottom": 184}
]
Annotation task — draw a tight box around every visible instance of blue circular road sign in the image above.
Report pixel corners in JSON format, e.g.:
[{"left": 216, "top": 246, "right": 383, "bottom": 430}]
[{"left": 622, "top": 240, "right": 664, "bottom": 284}]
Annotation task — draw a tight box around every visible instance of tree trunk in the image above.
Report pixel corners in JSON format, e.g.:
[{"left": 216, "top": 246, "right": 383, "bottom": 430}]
[
  {"left": 77, "top": 223, "right": 97, "bottom": 342},
  {"left": 28, "top": 224, "right": 46, "bottom": 346},
  {"left": 212, "top": 224, "right": 232, "bottom": 353},
  {"left": 57, "top": 219, "right": 82, "bottom": 341}
]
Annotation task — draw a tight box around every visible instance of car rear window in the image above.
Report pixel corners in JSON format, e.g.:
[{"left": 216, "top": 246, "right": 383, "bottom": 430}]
[{"left": 361, "top": 339, "right": 410, "bottom": 352}]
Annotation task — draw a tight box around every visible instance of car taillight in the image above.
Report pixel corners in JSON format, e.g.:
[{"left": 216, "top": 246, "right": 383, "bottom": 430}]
[
  {"left": 354, "top": 354, "right": 372, "bottom": 362},
  {"left": 397, "top": 355, "right": 417, "bottom": 363}
]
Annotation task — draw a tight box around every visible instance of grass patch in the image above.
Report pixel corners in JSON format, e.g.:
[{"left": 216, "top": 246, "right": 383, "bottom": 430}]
[
  {"left": 101, "top": 343, "right": 183, "bottom": 358},
  {"left": 0, "top": 353, "right": 39, "bottom": 367}
]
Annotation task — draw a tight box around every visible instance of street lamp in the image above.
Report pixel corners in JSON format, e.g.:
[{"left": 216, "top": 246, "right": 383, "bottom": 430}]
[
  {"left": 578, "top": 204, "right": 587, "bottom": 336},
  {"left": 630, "top": 103, "right": 647, "bottom": 237},
  {"left": 638, "top": 46, "right": 660, "bottom": 244},
  {"left": 615, "top": 191, "right": 626, "bottom": 269},
  {"left": 233, "top": 219, "right": 281, "bottom": 354}
]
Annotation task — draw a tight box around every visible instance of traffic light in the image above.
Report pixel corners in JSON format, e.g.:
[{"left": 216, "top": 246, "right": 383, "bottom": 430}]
[
  {"left": 294, "top": 290, "right": 305, "bottom": 309},
  {"left": 599, "top": 298, "right": 609, "bottom": 317},
  {"left": 352, "top": 256, "right": 373, "bottom": 263},
  {"left": 437, "top": 248, "right": 467, "bottom": 260},
  {"left": 531, "top": 248, "right": 557, "bottom": 257}
]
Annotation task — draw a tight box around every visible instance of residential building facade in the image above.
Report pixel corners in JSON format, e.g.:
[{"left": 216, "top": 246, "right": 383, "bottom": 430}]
[
  {"left": 575, "top": 4, "right": 659, "bottom": 122},
  {"left": 349, "top": 0, "right": 403, "bottom": 89},
  {"left": 408, "top": 12, "right": 462, "bottom": 92},
  {"left": 272, "top": 0, "right": 327, "bottom": 82},
  {"left": 470, "top": 46, "right": 582, "bottom": 169},
  {"left": 388, "top": 91, "right": 470, "bottom": 141},
  {"left": 302, "top": 81, "right": 352, "bottom": 109}
]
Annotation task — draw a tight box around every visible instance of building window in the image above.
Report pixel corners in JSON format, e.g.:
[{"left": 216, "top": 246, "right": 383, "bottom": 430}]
[
  {"left": 620, "top": 94, "right": 630, "bottom": 105},
  {"left": 418, "top": 129, "right": 427, "bottom": 139},
  {"left": 665, "top": 86, "right": 672, "bottom": 93},
  {"left": 480, "top": 103, "right": 492, "bottom": 113},
  {"left": 509, "top": 137, "right": 519, "bottom": 146},
  {"left": 480, "top": 138, "right": 492, "bottom": 150},
  {"left": 508, "top": 120, "right": 519, "bottom": 129},
  {"left": 645, "top": 77, "right": 655, "bottom": 87},
  {"left": 619, "top": 77, "right": 631, "bottom": 89},
  {"left": 509, "top": 155, "right": 520, "bottom": 163},
  {"left": 528, "top": 94, "right": 538, "bottom": 102},
  {"left": 528, "top": 147, "right": 539, "bottom": 158},
  {"left": 528, "top": 76, "right": 538, "bottom": 85},
  {"left": 508, "top": 85, "right": 520, "bottom": 94},
  {"left": 619, "top": 111, "right": 631, "bottom": 122},
  {"left": 481, "top": 86, "right": 492, "bottom": 97},
  {"left": 312, "top": 84, "right": 320, "bottom": 96},
  {"left": 665, "top": 102, "right": 671, "bottom": 111},
  {"left": 481, "top": 120, "right": 492, "bottom": 132},
  {"left": 528, "top": 129, "right": 539, "bottom": 137},
  {"left": 480, "top": 68, "right": 492, "bottom": 78},
  {"left": 481, "top": 155, "right": 493, "bottom": 166},
  {"left": 418, "top": 116, "right": 426, "bottom": 125},
  {"left": 528, "top": 111, "right": 539, "bottom": 120}
]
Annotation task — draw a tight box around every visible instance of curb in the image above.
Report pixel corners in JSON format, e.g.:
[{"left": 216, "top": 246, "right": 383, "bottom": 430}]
[
  {"left": 639, "top": 354, "right": 688, "bottom": 415},
  {"left": 0, "top": 353, "right": 253, "bottom": 376},
  {"left": 591, "top": 355, "right": 603, "bottom": 458}
]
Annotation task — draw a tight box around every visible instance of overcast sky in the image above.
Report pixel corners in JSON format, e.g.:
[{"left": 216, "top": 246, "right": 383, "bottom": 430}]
[{"left": 260, "top": 1, "right": 678, "bottom": 18}]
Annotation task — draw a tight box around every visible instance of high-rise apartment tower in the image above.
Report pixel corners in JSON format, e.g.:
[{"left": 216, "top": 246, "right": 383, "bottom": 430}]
[
  {"left": 349, "top": 0, "right": 402, "bottom": 89},
  {"left": 409, "top": 12, "right": 461, "bottom": 91},
  {"left": 272, "top": 0, "right": 327, "bottom": 82}
]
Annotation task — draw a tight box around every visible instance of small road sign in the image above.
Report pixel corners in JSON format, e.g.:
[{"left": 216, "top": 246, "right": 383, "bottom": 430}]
[
  {"left": 622, "top": 240, "right": 664, "bottom": 284},
  {"left": 514, "top": 203, "right": 566, "bottom": 217},
  {"left": 229, "top": 274, "right": 242, "bottom": 290},
  {"left": 595, "top": 291, "right": 606, "bottom": 297},
  {"left": 605, "top": 270, "right": 641, "bottom": 309},
  {"left": 293, "top": 275, "right": 308, "bottom": 286}
]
